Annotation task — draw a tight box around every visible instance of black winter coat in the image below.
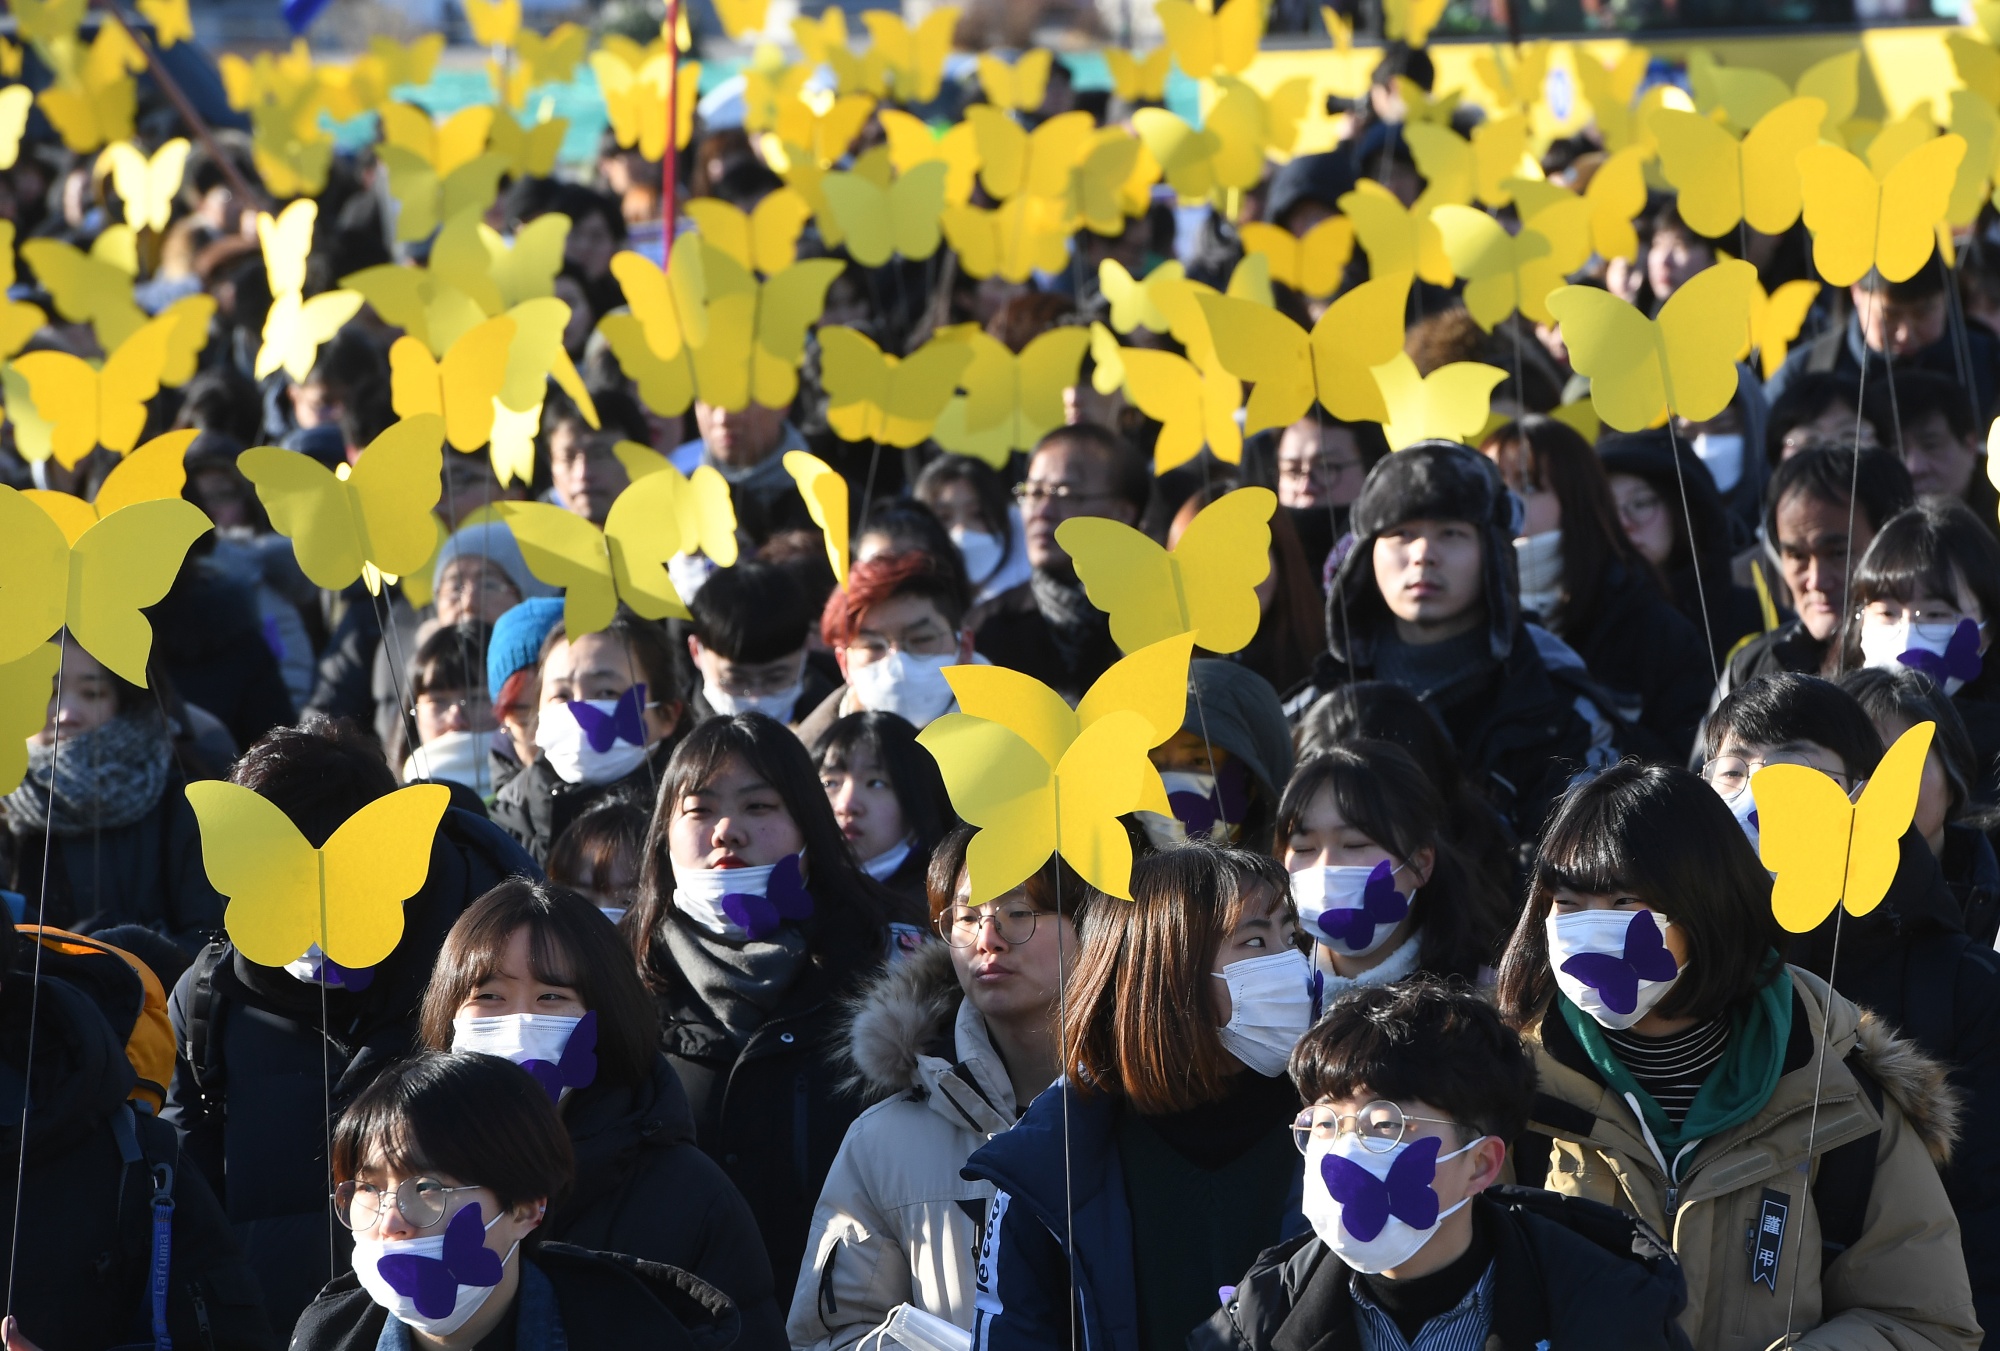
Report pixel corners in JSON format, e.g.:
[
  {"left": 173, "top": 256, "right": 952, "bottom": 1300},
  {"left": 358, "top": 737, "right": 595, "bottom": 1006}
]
[
  {"left": 491, "top": 740, "right": 674, "bottom": 867},
  {"left": 0, "top": 976, "right": 277, "bottom": 1350},
  {"left": 1192, "top": 1189, "right": 1691, "bottom": 1351},
  {"left": 970, "top": 581, "right": 1124, "bottom": 704},
  {"left": 1948, "top": 657, "right": 2000, "bottom": 807},
  {"left": 548, "top": 1053, "right": 787, "bottom": 1351},
  {"left": 160, "top": 809, "right": 540, "bottom": 1334},
  {"left": 1715, "top": 618, "right": 1829, "bottom": 703},
  {"left": 1944, "top": 821, "right": 2000, "bottom": 949},
  {"left": 1554, "top": 560, "right": 1712, "bottom": 764},
  {"left": 290, "top": 1243, "right": 742, "bottom": 1351},
  {"left": 148, "top": 563, "right": 296, "bottom": 753},
  {"left": 5, "top": 761, "right": 225, "bottom": 953},
  {"left": 303, "top": 584, "right": 381, "bottom": 724},
  {"left": 1792, "top": 830, "right": 2000, "bottom": 1340}
]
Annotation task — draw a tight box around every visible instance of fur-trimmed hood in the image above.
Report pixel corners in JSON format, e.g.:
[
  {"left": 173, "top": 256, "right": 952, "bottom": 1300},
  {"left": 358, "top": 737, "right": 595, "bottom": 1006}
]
[
  {"left": 838, "top": 942, "right": 1017, "bottom": 1134},
  {"left": 1853, "top": 1004, "right": 1963, "bottom": 1166}
]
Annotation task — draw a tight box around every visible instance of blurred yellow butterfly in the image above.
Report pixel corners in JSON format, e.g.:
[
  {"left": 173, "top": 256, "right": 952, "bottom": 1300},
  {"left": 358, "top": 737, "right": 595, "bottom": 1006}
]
[
  {"left": 13, "top": 314, "right": 178, "bottom": 467},
  {"left": 237, "top": 415, "right": 445, "bottom": 592},
  {"left": 1431, "top": 205, "right": 1569, "bottom": 329},
  {"left": 1648, "top": 97, "right": 1825, "bottom": 239},
  {"left": 1105, "top": 47, "right": 1171, "bottom": 102},
  {"left": 429, "top": 209, "right": 573, "bottom": 316},
  {"left": 1753, "top": 721, "right": 1934, "bottom": 933},
  {"left": 94, "top": 137, "right": 188, "bottom": 232},
  {"left": 1798, "top": 134, "right": 1967, "bottom": 287},
  {"left": 1340, "top": 180, "right": 1453, "bottom": 287},
  {"left": 1133, "top": 107, "right": 1223, "bottom": 201},
  {"left": 1198, "top": 270, "right": 1411, "bottom": 433},
  {"left": 1157, "top": 0, "right": 1262, "bottom": 77},
  {"left": 501, "top": 473, "right": 707, "bottom": 632},
  {"left": 685, "top": 188, "right": 812, "bottom": 277},
  {"left": 1086, "top": 327, "right": 1243, "bottom": 472},
  {"left": 0, "top": 85, "right": 33, "bottom": 170},
  {"left": 389, "top": 317, "right": 516, "bottom": 452},
  {"left": 186, "top": 781, "right": 451, "bottom": 970},
  {"left": 1546, "top": 258, "right": 1756, "bottom": 433},
  {"left": 940, "top": 196, "right": 1073, "bottom": 283},
  {"left": 821, "top": 163, "right": 949, "bottom": 268},
  {"left": 20, "top": 234, "right": 145, "bottom": 352},
  {"left": 861, "top": 9, "right": 956, "bottom": 104},
  {"left": 929, "top": 325, "right": 1091, "bottom": 468},
  {"left": 820, "top": 328, "right": 976, "bottom": 449},
  {"left": 978, "top": 49, "right": 1053, "bottom": 112},
  {"left": 22, "top": 430, "right": 197, "bottom": 542},
  {"left": 1370, "top": 353, "right": 1510, "bottom": 450},
  {"left": 1405, "top": 115, "right": 1531, "bottom": 212},
  {"left": 967, "top": 107, "right": 1095, "bottom": 202},
  {"left": 1099, "top": 259, "right": 1186, "bottom": 335},
  {"left": 1239, "top": 217, "right": 1355, "bottom": 299},
  {"left": 606, "top": 449, "right": 741, "bottom": 566},
  {"left": 1060, "top": 486, "right": 1275, "bottom": 654},
  {"left": 713, "top": 0, "right": 769, "bottom": 37},
  {"left": 0, "top": 644, "right": 60, "bottom": 795}
]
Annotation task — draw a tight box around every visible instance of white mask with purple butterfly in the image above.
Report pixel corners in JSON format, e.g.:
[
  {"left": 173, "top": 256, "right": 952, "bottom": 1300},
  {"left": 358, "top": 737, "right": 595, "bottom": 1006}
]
[
  {"left": 1291, "top": 860, "right": 1412, "bottom": 958},
  {"left": 535, "top": 684, "right": 652, "bottom": 785},
  {"left": 1860, "top": 616, "right": 1985, "bottom": 695},
  {"left": 354, "top": 1202, "right": 514, "bottom": 1336},
  {"left": 672, "top": 853, "right": 815, "bottom": 942},
  {"left": 1546, "top": 908, "right": 1681, "bottom": 1031},
  {"left": 451, "top": 1011, "right": 598, "bottom": 1101},
  {"left": 1304, "top": 1131, "right": 1487, "bottom": 1273}
]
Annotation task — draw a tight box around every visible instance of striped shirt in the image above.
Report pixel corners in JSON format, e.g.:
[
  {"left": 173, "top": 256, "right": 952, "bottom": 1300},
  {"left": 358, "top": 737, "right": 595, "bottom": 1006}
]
[
  {"left": 1351, "top": 1264, "right": 1496, "bottom": 1351},
  {"left": 1604, "top": 1017, "right": 1731, "bottom": 1125}
]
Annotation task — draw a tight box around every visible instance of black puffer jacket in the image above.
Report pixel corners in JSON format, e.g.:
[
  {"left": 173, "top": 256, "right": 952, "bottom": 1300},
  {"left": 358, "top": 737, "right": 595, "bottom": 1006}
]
[
  {"left": 1550, "top": 558, "right": 1711, "bottom": 764},
  {"left": 160, "top": 809, "right": 540, "bottom": 1334},
  {"left": 547, "top": 1053, "right": 786, "bottom": 1351},
  {"left": 1792, "top": 829, "right": 2000, "bottom": 1340},
  {"left": 148, "top": 561, "right": 296, "bottom": 753},
  {"left": 1714, "top": 618, "right": 1829, "bottom": 704},
  {"left": 290, "top": 1243, "right": 742, "bottom": 1351},
  {"left": 492, "top": 741, "right": 674, "bottom": 867},
  {"left": 0, "top": 976, "right": 276, "bottom": 1350},
  {"left": 1191, "top": 1189, "right": 1691, "bottom": 1351}
]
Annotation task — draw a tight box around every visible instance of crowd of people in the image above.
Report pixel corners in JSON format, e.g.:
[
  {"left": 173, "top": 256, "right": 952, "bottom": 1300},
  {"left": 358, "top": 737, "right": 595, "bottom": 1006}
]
[{"left": 8, "top": 5, "right": 2000, "bottom": 1351}]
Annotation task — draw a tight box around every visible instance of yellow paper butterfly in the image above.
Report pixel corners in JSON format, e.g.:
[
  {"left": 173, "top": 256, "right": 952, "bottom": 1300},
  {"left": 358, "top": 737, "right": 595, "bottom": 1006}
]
[
  {"left": 1133, "top": 106, "right": 1224, "bottom": 201},
  {"left": 1746, "top": 276, "right": 1821, "bottom": 380},
  {"left": 979, "top": 49, "right": 1053, "bottom": 112},
  {"left": 1157, "top": 0, "right": 1262, "bottom": 78},
  {"left": 22, "top": 430, "right": 197, "bottom": 542},
  {"left": 1105, "top": 47, "right": 1171, "bottom": 103},
  {"left": 917, "top": 634, "right": 1194, "bottom": 902},
  {"left": 257, "top": 287, "right": 365, "bottom": 383},
  {"left": 428, "top": 209, "right": 570, "bottom": 317},
  {"left": 1383, "top": 0, "right": 1447, "bottom": 45},
  {"left": 1574, "top": 145, "right": 1649, "bottom": 263},
  {"left": 0, "top": 85, "right": 33, "bottom": 170},
  {"left": 20, "top": 234, "right": 145, "bottom": 352},
  {"left": 1070, "top": 129, "right": 1148, "bottom": 236},
  {"left": 1798, "top": 134, "right": 1967, "bottom": 287},
  {"left": 1648, "top": 97, "right": 1825, "bottom": 238},
  {"left": 591, "top": 45, "right": 699, "bottom": 162},
  {"left": 0, "top": 644, "right": 60, "bottom": 795},
  {"left": 185, "top": 780, "right": 451, "bottom": 970},
  {"left": 1546, "top": 257, "right": 1756, "bottom": 433},
  {"left": 136, "top": 0, "right": 192, "bottom": 44},
  {"left": 236, "top": 415, "right": 444, "bottom": 593},
  {"left": 12, "top": 314, "right": 178, "bottom": 467},
  {"left": 878, "top": 110, "right": 979, "bottom": 206},
  {"left": 686, "top": 188, "right": 812, "bottom": 277},
  {"left": 689, "top": 253, "right": 844, "bottom": 413},
  {"left": 860, "top": 9, "right": 956, "bottom": 105},
  {"left": 1087, "top": 330, "right": 1244, "bottom": 472},
  {"left": 37, "top": 21, "right": 143, "bottom": 155},
  {"left": 501, "top": 474, "right": 706, "bottom": 632},
  {"left": 95, "top": 138, "right": 188, "bottom": 232},
  {"left": 1197, "top": 270, "right": 1411, "bottom": 433},
  {"left": 967, "top": 106, "right": 1095, "bottom": 203},
  {"left": 784, "top": 450, "right": 849, "bottom": 587},
  {"left": 1405, "top": 115, "right": 1531, "bottom": 212},
  {"left": 487, "top": 106, "right": 566, "bottom": 178},
  {"left": 1239, "top": 217, "right": 1355, "bottom": 299},
  {"left": 929, "top": 325, "right": 1092, "bottom": 468},
  {"left": 1431, "top": 205, "right": 1569, "bottom": 329},
  {"left": 1339, "top": 180, "right": 1453, "bottom": 287},
  {"left": 821, "top": 328, "right": 976, "bottom": 449},
  {"left": 388, "top": 318, "right": 516, "bottom": 452},
  {"left": 1472, "top": 40, "right": 1549, "bottom": 114},
  {"left": 1099, "top": 258, "right": 1187, "bottom": 335},
  {"left": 1059, "top": 486, "right": 1275, "bottom": 654},
  {"left": 1753, "top": 721, "right": 1934, "bottom": 933},
  {"left": 465, "top": 0, "right": 519, "bottom": 45},
  {"left": 940, "top": 196, "right": 1073, "bottom": 284},
  {"left": 1370, "top": 353, "right": 1510, "bottom": 450},
  {"left": 820, "top": 162, "right": 949, "bottom": 268},
  {"left": 0, "top": 486, "right": 210, "bottom": 684},
  {"left": 714, "top": 0, "right": 769, "bottom": 37},
  {"left": 607, "top": 449, "right": 741, "bottom": 566}
]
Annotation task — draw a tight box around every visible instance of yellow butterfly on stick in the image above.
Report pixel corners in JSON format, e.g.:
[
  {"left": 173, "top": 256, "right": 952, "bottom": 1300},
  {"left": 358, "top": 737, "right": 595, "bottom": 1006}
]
[
  {"left": 1197, "top": 270, "right": 1410, "bottom": 433},
  {"left": 1431, "top": 205, "right": 1569, "bottom": 329},
  {"left": 686, "top": 188, "right": 812, "bottom": 277},
  {"left": 0, "top": 644, "right": 60, "bottom": 795},
  {"left": 12, "top": 312, "right": 179, "bottom": 467},
  {"left": 21, "top": 232, "right": 146, "bottom": 352},
  {"left": 604, "top": 448, "right": 740, "bottom": 566},
  {"left": 1648, "top": 97, "right": 1825, "bottom": 239},
  {"left": 94, "top": 138, "right": 188, "bottom": 232},
  {"left": 929, "top": 325, "right": 1091, "bottom": 468},
  {"left": 1798, "top": 133, "right": 1966, "bottom": 287},
  {"left": 820, "top": 328, "right": 976, "bottom": 449},
  {"left": 820, "top": 163, "right": 949, "bottom": 267},
  {"left": 978, "top": 49, "right": 1053, "bottom": 112},
  {"left": 1059, "top": 486, "right": 1275, "bottom": 655},
  {"left": 502, "top": 471, "right": 710, "bottom": 633},
  {"left": 22, "top": 430, "right": 197, "bottom": 541},
  {"left": 185, "top": 780, "right": 451, "bottom": 971},
  {"left": 1339, "top": 180, "right": 1453, "bottom": 287},
  {"left": 784, "top": 451, "right": 849, "bottom": 587},
  {"left": 1238, "top": 217, "right": 1355, "bottom": 299},
  {"left": 1086, "top": 324, "right": 1243, "bottom": 472},
  {"left": 1370, "top": 353, "right": 1509, "bottom": 450}
]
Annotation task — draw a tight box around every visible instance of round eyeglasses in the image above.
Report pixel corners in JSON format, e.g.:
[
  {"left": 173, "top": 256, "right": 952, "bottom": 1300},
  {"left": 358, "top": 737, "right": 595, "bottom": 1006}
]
[
  {"left": 333, "top": 1177, "right": 481, "bottom": 1231},
  {"left": 1290, "top": 1100, "right": 1463, "bottom": 1155},
  {"left": 935, "top": 902, "right": 1041, "bottom": 948}
]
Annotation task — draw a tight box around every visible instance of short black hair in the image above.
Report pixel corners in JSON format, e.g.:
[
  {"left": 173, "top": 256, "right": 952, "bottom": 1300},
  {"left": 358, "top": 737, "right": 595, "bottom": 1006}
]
[
  {"left": 815, "top": 711, "right": 959, "bottom": 861},
  {"left": 1369, "top": 40, "right": 1434, "bottom": 92},
  {"left": 1765, "top": 371, "right": 1859, "bottom": 468},
  {"left": 1879, "top": 254, "right": 1946, "bottom": 304},
  {"left": 1872, "top": 369, "right": 1978, "bottom": 443},
  {"left": 1703, "top": 673, "right": 1886, "bottom": 782},
  {"left": 1839, "top": 501, "right": 2000, "bottom": 673},
  {"left": 410, "top": 622, "right": 491, "bottom": 698},
  {"left": 1764, "top": 445, "right": 1916, "bottom": 545},
  {"left": 1497, "top": 763, "right": 1786, "bottom": 1027},
  {"left": 1033, "top": 421, "right": 1152, "bottom": 517},
  {"left": 688, "top": 560, "right": 813, "bottom": 663},
  {"left": 178, "top": 365, "right": 262, "bottom": 445},
  {"left": 550, "top": 183, "right": 625, "bottom": 244},
  {"left": 1838, "top": 666, "right": 1980, "bottom": 820},
  {"left": 545, "top": 384, "right": 649, "bottom": 445},
  {"left": 232, "top": 715, "right": 397, "bottom": 847},
  {"left": 1291, "top": 977, "right": 1535, "bottom": 1143},
  {"left": 305, "top": 327, "right": 385, "bottom": 397}
]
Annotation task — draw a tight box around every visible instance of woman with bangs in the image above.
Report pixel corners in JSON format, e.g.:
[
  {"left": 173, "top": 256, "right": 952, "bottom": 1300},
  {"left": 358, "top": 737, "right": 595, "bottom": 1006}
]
[
  {"left": 964, "top": 846, "right": 1317, "bottom": 1351},
  {"left": 417, "top": 880, "right": 786, "bottom": 1351},
  {"left": 1276, "top": 742, "right": 1507, "bottom": 996},
  {"left": 1831, "top": 501, "right": 2000, "bottom": 805},
  {"left": 627, "top": 713, "right": 912, "bottom": 1299},
  {"left": 1497, "top": 762, "right": 1976, "bottom": 1351}
]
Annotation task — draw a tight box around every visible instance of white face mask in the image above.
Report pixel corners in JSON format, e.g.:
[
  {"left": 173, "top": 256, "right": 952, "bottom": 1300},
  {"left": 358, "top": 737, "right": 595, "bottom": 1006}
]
[
  {"left": 846, "top": 650, "right": 959, "bottom": 728},
  {"left": 403, "top": 729, "right": 488, "bottom": 793},
  {"left": 283, "top": 944, "right": 374, "bottom": 990},
  {"left": 1692, "top": 432, "right": 1745, "bottom": 494},
  {"left": 1138, "top": 769, "right": 1233, "bottom": 849},
  {"left": 1859, "top": 616, "right": 1985, "bottom": 695},
  {"left": 951, "top": 526, "right": 1006, "bottom": 587},
  {"left": 353, "top": 1203, "right": 515, "bottom": 1337},
  {"left": 703, "top": 677, "right": 804, "bottom": 722},
  {"left": 1546, "top": 908, "right": 1682, "bottom": 1031},
  {"left": 672, "top": 853, "right": 814, "bottom": 941},
  {"left": 1513, "top": 529, "right": 1564, "bottom": 618},
  {"left": 534, "top": 687, "right": 652, "bottom": 785},
  {"left": 451, "top": 1012, "right": 597, "bottom": 1100},
  {"left": 1304, "top": 1131, "right": 1483, "bottom": 1273},
  {"left": 668, "top": 551, "right": 716, "bottom": 603},
  {"left": 1724, "top": 781, "right": 1761, "bottom": 853},
  {"left": 1292, "top": 861, "right": 1411, "bottom": 958},
  {"left": 1211, "top": 949, "right": 1318, "bottom": 1076}
]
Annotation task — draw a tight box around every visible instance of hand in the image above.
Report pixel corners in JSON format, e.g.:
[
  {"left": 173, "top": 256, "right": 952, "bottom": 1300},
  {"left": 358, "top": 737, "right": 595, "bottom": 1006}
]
[{"left": 3, "top": 1315, "right": 44, "bottom": 1351}]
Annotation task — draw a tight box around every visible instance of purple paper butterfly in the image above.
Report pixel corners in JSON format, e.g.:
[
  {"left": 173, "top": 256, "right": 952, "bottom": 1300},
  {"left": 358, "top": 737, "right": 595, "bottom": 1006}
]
[
  {"left": 1315, "top": 860, "right": 1409, "bottom": 952},
  {"left": 376, "top": 1201, "right": 503, "bottom": 1318},
  {"left": 1307, "top": 967, "right": 1325, "bottom": 1024},
  {"left": 521, "top": 1011, "right": 598, "bottom": 1101},
  {"left": 1322, "top": 1134, "right": 1442, "bottom": 1242},
  {"left": 298, "top": 954, "right": 373, "bottom": 991},
  {"left": 1897, "top": 619, "right": 1983, "bottom": 687},
  {"left": 721, "top": 854, "right": 815, "bottom": 940},
  {"left": 1167, "top": 761, "right": 1253, "bottom": 837},
  {"left": 1559, "top": 910, "right": 1678, "bottom": 1016},
  {"left": 569, "top": 683, "right": 648, "bottom": 752}
]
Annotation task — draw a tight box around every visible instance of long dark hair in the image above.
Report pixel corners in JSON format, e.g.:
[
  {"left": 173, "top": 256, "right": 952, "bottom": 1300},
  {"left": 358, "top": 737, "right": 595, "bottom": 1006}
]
[
  {"left": 631, "top": 713, "right": 901, "bottom": 983},
  {"left": 814, "top": 711, "right": 959, "bottom": 862},
  {"left": 1276, "top": 743, "right": 1507, "bottom": 982}
]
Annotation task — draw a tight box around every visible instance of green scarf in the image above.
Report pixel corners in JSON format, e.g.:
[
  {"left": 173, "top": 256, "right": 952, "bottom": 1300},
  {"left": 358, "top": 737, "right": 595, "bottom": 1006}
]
[{"left": 1559, "top": 963, "right": 1793, "bottom": 1168}]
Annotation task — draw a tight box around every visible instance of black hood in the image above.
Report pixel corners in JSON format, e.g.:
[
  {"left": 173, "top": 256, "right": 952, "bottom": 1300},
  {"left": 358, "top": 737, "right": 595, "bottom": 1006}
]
[
  {"left": 1327, "top": 440, "right": 1521, "bottom": 666},
  {"left": 554, "top": 1052, "right": 700, "bottom": 1227},
  {"left": 1597, "top": 429, "right": 1734, "bottom": 574},
  {"left": 1793, "top": 829, "right": 1967, "bottom": 977},
  {"left": 0, "top": 976, "right": 134, "bottom": 1157},
  {"left": 1185, "top": 659, "right": 1295, "bottom": 802}
]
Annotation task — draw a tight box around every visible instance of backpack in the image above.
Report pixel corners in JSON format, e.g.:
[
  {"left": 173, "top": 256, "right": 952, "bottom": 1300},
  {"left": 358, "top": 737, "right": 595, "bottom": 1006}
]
[{"left": 18, "top": 926, "right": 175, "bottom": 1112}]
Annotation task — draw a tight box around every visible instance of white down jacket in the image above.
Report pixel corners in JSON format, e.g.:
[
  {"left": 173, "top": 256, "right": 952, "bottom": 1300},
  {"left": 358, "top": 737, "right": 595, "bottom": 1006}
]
[{"left": 786, "top": 943, "right": 1020, "bottom": 1351}]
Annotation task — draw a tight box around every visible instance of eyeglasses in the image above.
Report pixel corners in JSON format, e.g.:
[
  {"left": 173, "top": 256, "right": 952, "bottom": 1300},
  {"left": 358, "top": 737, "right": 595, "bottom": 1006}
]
[
  {"left": 333, "top": 1177, "right": 482, "bottom": 1231},
  {"left": 1012, "top": 482, "right": 1117, "bottom": 506},
  {"left": 848, "top": 630, "right": 959, "bottom": 663},
  {"left": 1278, "top": 456, "right": 1361, "bottom": 482},
  {"left": 1291, "top": 1101, "right": 1464, "bottom": 1155},
  {"left": 935, "top": 902, "right": 1041, "bottom": 947},
  {"left": 1859, "top": 602, "right": 1973, "bottom": 640},
  {"left": 1614, "top": 492, "right": 1663, "bottom": 526},
  {"left": 1700, "top": 754, "right": 1856, "bottom": 797},
  {"left": 414, "top": 692, "right": 491, "bottom": 716}
]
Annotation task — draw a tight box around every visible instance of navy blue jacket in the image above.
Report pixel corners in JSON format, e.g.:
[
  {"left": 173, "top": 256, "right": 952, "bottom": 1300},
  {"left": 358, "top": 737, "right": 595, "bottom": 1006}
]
[{"left": 961, "top": 1081, "right": 1305, "bottom": 1351}]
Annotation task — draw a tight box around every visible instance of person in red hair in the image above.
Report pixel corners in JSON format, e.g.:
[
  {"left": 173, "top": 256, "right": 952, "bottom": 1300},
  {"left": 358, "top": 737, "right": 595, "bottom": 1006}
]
[{"left": 794, "top": 550, "right": 978, "bottom": 745}]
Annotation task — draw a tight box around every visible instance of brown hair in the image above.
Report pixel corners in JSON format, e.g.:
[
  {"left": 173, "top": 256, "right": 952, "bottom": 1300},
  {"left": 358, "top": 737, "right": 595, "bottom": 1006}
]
[
  {"left": 418, "top": 879, "right": 659, "bottom": 1088},
  {"left": 924, "top": 823, "right": 1092, "bottom": 928},
  {"left": 1062, "top": 845, "right": 1295, "bottom": 1113}
]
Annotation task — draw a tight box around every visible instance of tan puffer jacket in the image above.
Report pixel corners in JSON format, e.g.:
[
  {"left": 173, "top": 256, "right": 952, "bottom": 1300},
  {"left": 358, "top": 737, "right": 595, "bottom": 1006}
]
[
  {"left": 786, "top": 943, "right": 1020, "bottom": 1351},
  {"left": 1525, "top": 966, "right": 1980, "bottom": 1351}
]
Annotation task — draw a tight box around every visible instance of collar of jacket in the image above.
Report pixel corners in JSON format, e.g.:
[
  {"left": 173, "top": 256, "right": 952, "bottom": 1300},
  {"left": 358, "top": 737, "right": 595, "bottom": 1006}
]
[
  {"left": 839, "top": 941, "right": 1018, "bottom": 1135},
  {"left": 1525, "top": 968, "right": 1880, "bottom": 1223},
  {"left": 657, "top": 950, "right": 842, "bottom": 1064}
]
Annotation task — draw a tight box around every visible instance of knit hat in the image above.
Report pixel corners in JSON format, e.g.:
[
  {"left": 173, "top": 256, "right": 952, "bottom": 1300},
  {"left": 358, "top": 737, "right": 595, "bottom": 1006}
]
[
  {"left": 1327, "top": 441, "right": 1522, "bottom": 665},
  {"left": 1265, "top": 152, "right": 1358, "bottom": 233},
  {"left": 486, "top": 596, "right": 566, "bottom": 703},
  {"left": 433, "top": 521, "right": 557, "bottom": 609}
]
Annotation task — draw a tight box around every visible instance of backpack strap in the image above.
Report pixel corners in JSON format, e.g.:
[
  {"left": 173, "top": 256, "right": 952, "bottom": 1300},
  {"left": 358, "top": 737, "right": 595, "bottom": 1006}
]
[
  {"left": 182, "top": 942, "right": 230, "bottom": 1119},
  {"left": 1812, "top": 1050, "right": 1884, "bottom": 1274},
  {"left": 112, "top": 1104, "right": 176, "bottom": 1351}
]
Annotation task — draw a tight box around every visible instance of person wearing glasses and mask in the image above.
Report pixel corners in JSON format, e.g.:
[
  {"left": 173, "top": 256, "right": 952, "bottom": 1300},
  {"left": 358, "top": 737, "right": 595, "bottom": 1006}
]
[
  {"left": 971, "top": 424, "right": 1152, "bottom": 702},
  {"left": 787, "top": 827, "right": 1090, "bottom": 1351},
  {"left": 294, "top": 1051, "right": 743, "bottom": 1351},
  {"left": 796, "top": 551, "right": 981, "bottom": 744},
  {"left": 684, "top": 562, "right": 837, "bottom": 727},
  {"left": 1702, "top": 673, "right": 2000, "bottom": 1338},
  {"left": 1197, "top": 979, "right": 1691, "bottom": 1351}
]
